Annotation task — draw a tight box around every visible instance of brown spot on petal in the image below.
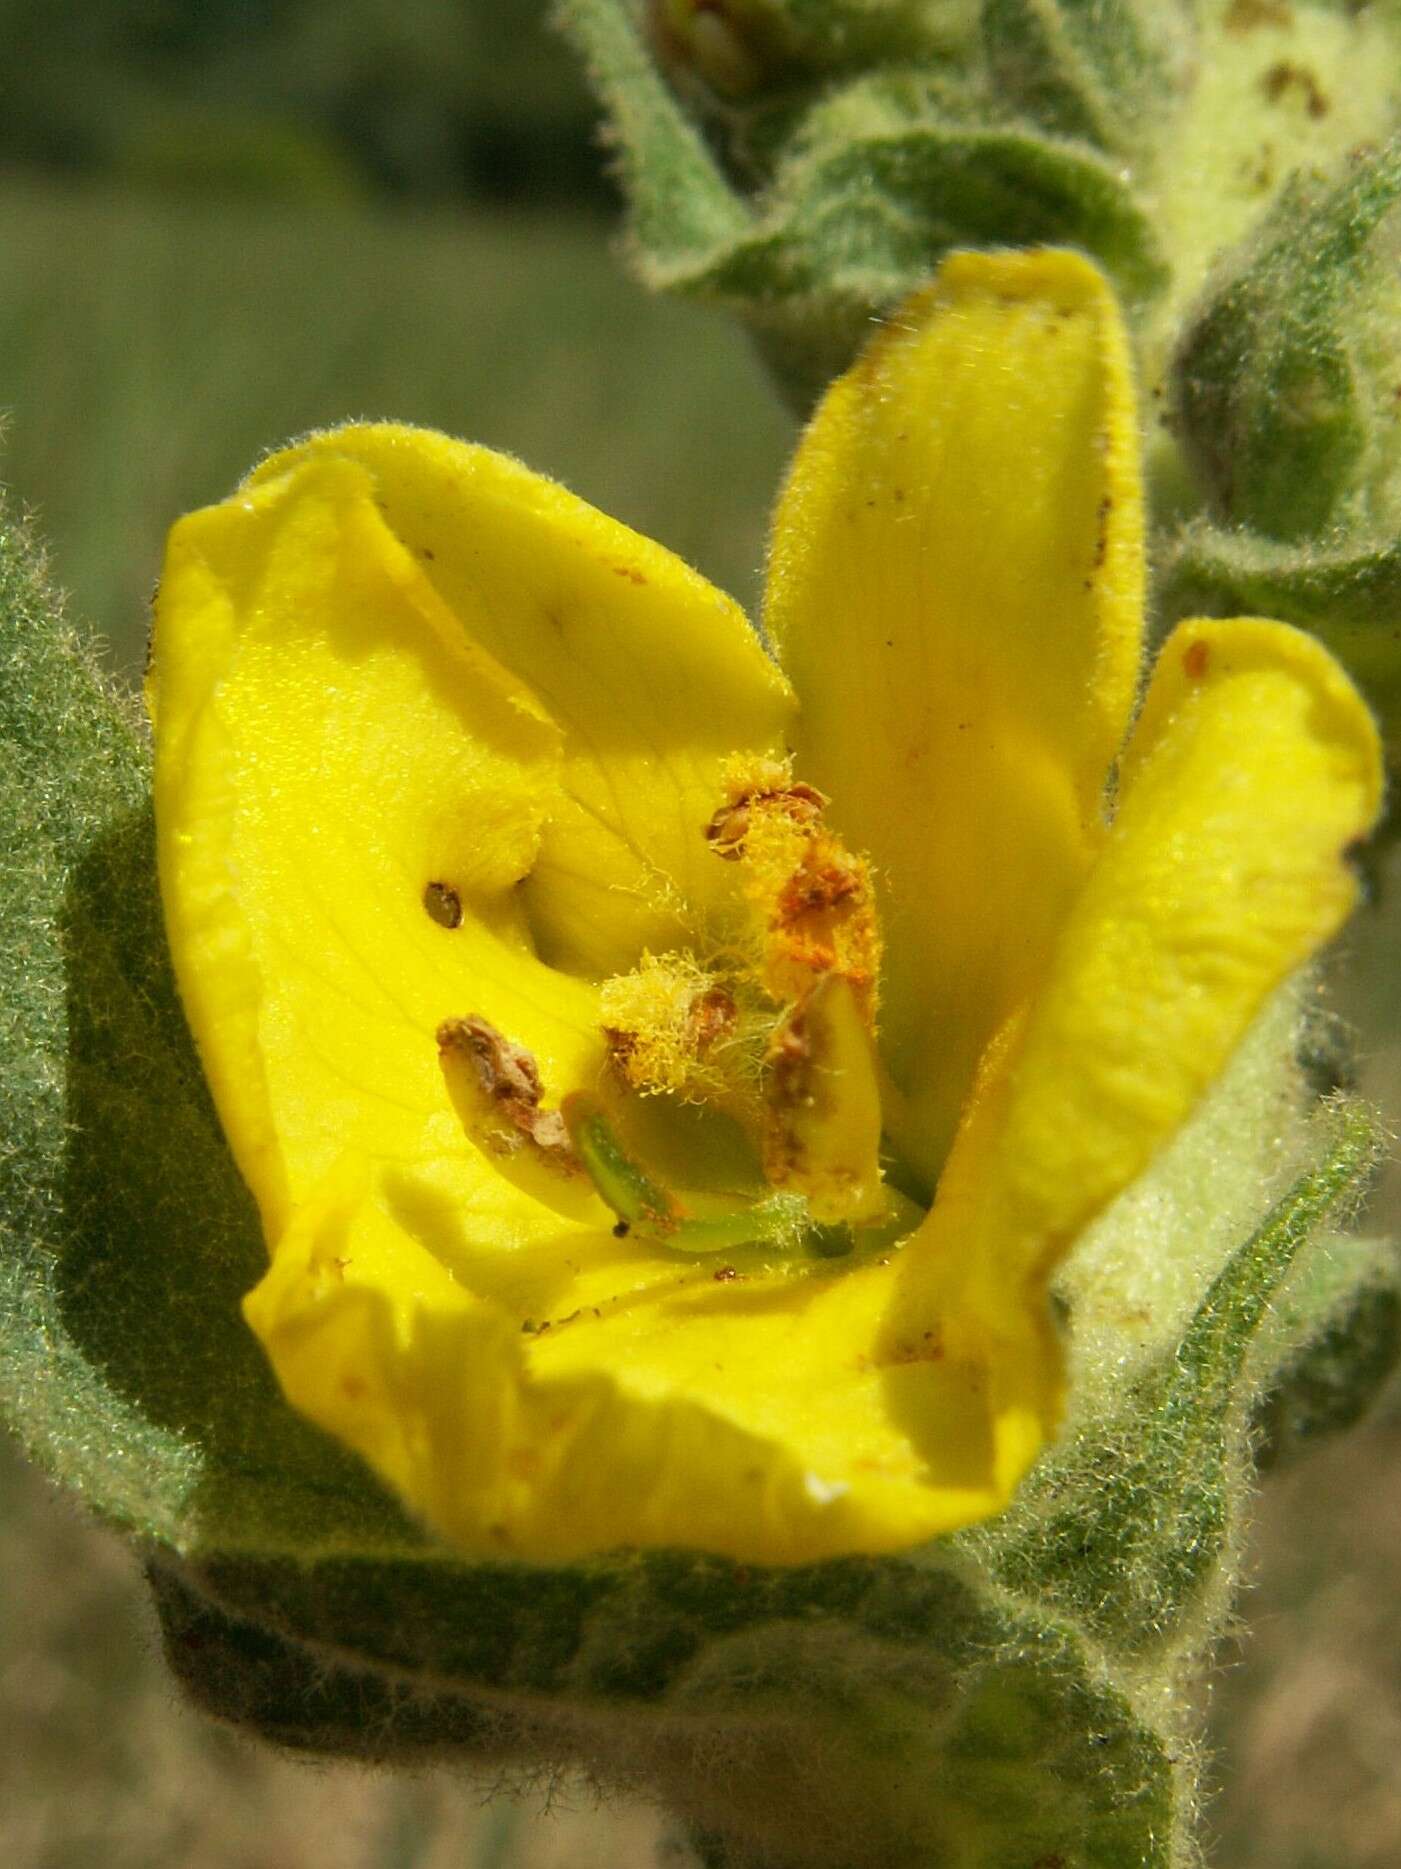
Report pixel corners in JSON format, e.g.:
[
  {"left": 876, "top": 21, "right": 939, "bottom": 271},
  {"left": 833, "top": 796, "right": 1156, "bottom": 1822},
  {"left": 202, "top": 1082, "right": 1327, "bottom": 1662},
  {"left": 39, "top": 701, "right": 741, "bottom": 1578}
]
[
  {"left": 1092, "top": 495, "right": 1112, "bottom": 570},
  {"left": 1182, "top": 639, "right": 1211, "bottom": 681},
  {"left": 424, "top": 880, "right": 463, "bottom": 928}
]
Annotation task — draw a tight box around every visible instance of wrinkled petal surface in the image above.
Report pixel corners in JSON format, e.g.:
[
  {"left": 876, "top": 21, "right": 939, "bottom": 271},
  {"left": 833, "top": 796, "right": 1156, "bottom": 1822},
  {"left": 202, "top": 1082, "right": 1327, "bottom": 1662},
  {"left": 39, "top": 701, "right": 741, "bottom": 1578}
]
[
  {"left": 241, "top": 426, "right": 797, "bottom": 982},
  {"left": 890, "top": 617, "right": 1382, "bottom": 1379},
  {"left": 765, "top": 249, "right": 1144, "bottom": 1185}
]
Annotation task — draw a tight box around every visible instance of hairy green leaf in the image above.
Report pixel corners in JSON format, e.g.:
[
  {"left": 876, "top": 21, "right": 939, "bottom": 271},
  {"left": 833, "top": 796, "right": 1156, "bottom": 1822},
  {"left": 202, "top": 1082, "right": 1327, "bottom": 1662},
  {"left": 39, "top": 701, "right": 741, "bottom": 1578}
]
[
  {"left": 153, "top": 1546, "right": 1175, "bottom": 1865},
  {"left": 0, "top": 497, "right": 420, "bottom": 1557},
  {"left": 966, "top": 1101, "right": 1385, "bottom": 1656},
  {"left": 982, "top": 0, "right": 1193, "bottom": 152}
]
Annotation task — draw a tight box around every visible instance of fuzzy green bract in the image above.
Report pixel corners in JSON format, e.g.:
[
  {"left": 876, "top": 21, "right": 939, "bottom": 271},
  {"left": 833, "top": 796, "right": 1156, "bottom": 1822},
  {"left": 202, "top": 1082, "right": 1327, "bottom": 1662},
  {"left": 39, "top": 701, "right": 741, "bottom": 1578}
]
[
  {"left": 1164, "top": 136, "right": 1401, "bottom": 804},
  {"left": 1, "top": 484, "right": 1395, "bottom": 1865}
]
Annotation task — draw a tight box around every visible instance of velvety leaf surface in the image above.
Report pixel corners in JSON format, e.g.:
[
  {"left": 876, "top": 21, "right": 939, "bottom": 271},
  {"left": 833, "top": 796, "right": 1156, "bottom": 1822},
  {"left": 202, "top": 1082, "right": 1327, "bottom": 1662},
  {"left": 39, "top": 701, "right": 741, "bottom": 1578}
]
[
  {"left": 963, "top": 1102, "right": 1386, "bottom": 1656},
  {"left": 152, "top": 1548, "right": 1176, "bottom": 1866},
  {"left": 0, "top": 498, "right": 420, "bottom": 1556},
  {"left": 1170, "top": 138, "right": 1401, "bottom": 543}
]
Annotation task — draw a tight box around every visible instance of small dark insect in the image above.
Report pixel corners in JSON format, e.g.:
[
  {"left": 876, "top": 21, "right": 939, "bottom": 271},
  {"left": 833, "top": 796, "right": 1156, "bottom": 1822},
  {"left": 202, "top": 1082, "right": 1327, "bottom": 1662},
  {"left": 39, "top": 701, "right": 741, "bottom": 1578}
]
[{"left": 423, "top": 879, "right": 463, "bottom": 928}]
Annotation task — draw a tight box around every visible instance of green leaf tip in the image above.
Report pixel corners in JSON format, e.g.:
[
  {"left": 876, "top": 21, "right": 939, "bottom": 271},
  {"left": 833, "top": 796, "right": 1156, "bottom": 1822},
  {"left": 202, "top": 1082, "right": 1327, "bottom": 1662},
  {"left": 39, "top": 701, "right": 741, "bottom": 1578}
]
[
  {"left": 554, "top": 0, "right": 754, "bottom": 267},
  {"left": 1249, "top": 1236, "right": 1401, "bottom": 1472}
]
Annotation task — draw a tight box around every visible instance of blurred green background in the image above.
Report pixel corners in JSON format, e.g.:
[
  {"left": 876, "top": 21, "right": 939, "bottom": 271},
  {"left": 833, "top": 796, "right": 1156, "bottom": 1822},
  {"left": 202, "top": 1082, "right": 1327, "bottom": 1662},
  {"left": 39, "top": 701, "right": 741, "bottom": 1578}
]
[{"left": 0, "top": 4, "right": 1398, "bottom": 1865}]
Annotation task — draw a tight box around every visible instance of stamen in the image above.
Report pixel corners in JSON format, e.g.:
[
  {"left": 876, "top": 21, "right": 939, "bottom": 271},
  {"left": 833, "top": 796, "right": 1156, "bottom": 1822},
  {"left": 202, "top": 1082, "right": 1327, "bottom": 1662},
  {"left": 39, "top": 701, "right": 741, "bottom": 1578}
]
[
  {"left": 706, "top": 755, "right": 888, "bottom": 1222},
  {"left": 705, "top": 762, "right": 827, "bottom": 860},
  {"left": 563, "top": 1093, "right": 808, "bottom": 1254},
  {"left": 764, "top": 974, "right": 886, "bottom": 1224},
  {"left": 561, "top": 1091, "right": 678, "bottom": 1230},
  {"left": 437, "top": 1016, "right": 594, "bottom": 1220},
  {"left": 599, "top": 950, "right": 742, "bottom": 1101}
]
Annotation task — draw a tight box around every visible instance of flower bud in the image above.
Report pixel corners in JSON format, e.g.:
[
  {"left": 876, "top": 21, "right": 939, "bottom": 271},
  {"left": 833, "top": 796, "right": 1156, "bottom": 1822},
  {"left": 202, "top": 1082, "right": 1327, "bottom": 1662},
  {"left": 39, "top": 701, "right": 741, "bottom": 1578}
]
[
  {"left": 1170, "top": 141, "right": 1401, "bottom": 543},
  {"left": 648, "top": 0, "right": 959, "bottom": 99}
]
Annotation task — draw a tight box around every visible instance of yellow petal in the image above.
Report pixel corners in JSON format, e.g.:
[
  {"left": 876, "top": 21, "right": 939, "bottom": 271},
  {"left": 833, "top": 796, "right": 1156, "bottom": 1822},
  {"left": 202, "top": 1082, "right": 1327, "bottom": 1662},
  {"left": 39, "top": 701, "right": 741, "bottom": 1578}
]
[
  {"left": 153, "top": 451, "right": 598, "bottom": 1242},
  {"left": 892, "top": 617, "right": 1382, "bottom": 1372},
  {"left": 245, "top": 425, "right": 795, "bottom": 979},
  {"left": 152, "top": 427, "right": 791, "bottom": 1242},
  {"left": 764, "top": 249, "right": 1145, "bottom": 1186},
  {"left": 245, "top": 1160, "right": 1019, "bottom": 1564}
]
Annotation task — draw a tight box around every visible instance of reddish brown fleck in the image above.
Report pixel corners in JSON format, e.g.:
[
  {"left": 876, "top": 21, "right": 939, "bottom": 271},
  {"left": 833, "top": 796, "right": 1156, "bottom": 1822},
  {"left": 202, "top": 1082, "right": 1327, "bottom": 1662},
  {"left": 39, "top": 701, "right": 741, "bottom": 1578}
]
[
  {"left": 613, "top": 564, "right": 647, "bottom": 585},
  {"left": 602, "top": 1024, "right": 639, "bottom": 1068},
  {"left": 693, "top": 985, "right": 738, "bottom": 1053},
  {"left": 777, "top": 851, "right": 862, "bottom": 923},
  {"left": 1183, "top": 639, "right": 1211, "bottom": 681},
  {"left": 423, "top": 880, "right": 463, "bottom": 928},
  {"left": 438, "top": 1015, "right": 579, "bottom": 1169}
]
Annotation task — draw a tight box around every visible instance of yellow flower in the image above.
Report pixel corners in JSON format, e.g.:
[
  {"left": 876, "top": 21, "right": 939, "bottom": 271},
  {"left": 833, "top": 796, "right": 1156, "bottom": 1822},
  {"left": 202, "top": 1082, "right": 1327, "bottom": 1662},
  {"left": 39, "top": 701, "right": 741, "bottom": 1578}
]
[{"left": 150, "top": 250, "right": 1381, "bottom": 1566}]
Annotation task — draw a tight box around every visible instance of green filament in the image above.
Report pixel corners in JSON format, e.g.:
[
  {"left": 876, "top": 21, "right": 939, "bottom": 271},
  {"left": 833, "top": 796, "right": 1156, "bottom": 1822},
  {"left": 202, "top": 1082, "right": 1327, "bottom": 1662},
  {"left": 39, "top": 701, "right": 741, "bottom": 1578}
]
[{"left": 562, "top": 1093, "right": 809, "bottom": 1254}]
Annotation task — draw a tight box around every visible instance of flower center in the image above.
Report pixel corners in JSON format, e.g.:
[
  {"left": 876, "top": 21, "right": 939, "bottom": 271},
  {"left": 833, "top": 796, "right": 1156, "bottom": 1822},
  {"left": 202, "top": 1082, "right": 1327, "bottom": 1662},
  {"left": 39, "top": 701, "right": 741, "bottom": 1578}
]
[{"left": 437, "top": 757, "right": 921, "bottom": 1255}]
